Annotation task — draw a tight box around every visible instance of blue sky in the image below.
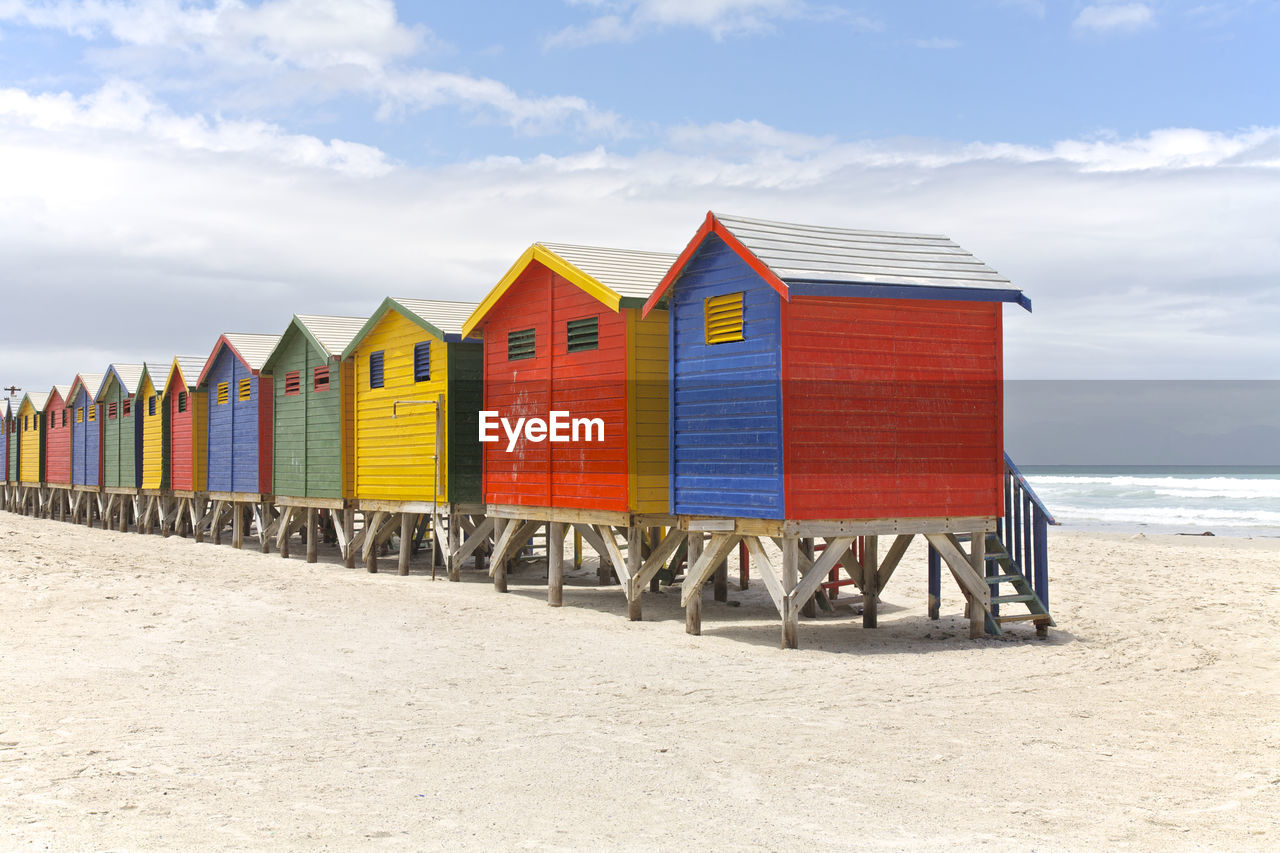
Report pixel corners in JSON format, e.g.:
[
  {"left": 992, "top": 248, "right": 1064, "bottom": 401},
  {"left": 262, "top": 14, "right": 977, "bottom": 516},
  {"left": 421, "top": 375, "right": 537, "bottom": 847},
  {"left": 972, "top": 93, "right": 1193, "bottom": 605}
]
[{"left": 1, "top": 0, "right": 1278, "bottom": 388}]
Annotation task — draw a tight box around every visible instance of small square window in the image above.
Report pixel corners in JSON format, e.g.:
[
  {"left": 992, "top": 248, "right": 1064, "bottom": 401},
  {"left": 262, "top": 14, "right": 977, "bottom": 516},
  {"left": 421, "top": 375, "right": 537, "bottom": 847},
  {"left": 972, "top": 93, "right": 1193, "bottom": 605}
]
[
  {"left": 705, "top": 292, "right": 745, "bottom": 344},
  {"left": 313, "top": 365, "right": 330, "bottom": 393},
  {"left": 413, "top": 341, "right": 431, "bottom": 382},
  {"left": 508, "top": 328, "right": 535, "bottom": 361},
  {"left": 178, "top": 391, "right": 188, "bottom": 413},
  {"left": 566, "top": 317, "right": 599, "bottom": 353},
  {"left": 217, "top": 382, "right": 229, "bottom": 405},
  {"left": 238, "top": 378, "right": 252, "bottom": 401},
  {"left": 369, "top": 350, "right": 384, "bottom": 389},
  {"left": 284, "top": 370, "right": 301, "bottom": 396}
]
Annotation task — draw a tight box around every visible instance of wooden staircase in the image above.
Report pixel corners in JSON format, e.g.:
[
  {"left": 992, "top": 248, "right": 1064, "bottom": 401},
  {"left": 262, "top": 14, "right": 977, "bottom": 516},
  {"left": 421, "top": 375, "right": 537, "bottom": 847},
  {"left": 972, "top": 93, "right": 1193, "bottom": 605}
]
[{"left": 980, "top": 532, "right": 1054, "bottom": 637}]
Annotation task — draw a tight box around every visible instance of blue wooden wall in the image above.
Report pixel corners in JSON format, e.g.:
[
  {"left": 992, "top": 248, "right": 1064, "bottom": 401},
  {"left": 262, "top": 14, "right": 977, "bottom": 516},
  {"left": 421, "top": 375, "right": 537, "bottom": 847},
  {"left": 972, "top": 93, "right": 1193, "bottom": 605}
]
[
  {"left": 205, "top": 347, "right": 261, "bottom": 493},
  {"left": 668, "top": 234, "right": 785, "bottom": 518},
  {"left": 71, "top": 387, "right": 100, "bottom": 487}
]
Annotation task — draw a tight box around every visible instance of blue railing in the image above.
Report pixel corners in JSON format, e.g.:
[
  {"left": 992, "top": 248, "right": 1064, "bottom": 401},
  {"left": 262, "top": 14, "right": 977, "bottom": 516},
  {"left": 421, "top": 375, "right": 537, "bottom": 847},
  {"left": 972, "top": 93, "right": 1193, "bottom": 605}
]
[
  {"left": 998, "top": 452, "right": 1057, "bottom": 608},
  {"left": 927, "top": 454, "right": 1057, "bottom": 621}
]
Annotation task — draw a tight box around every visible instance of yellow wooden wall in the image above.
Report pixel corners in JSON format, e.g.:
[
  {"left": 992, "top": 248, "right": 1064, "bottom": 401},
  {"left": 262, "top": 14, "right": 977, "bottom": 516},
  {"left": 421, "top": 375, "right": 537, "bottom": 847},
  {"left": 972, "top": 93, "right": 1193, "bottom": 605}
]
[
  {"left": 19, "top": 400, "right": 41, "bottom": 484},
  {"left": 341, "top": 358, "right": 355, "bottom": 501},
  {"left": 190, "top": 389, "right": 208, "bottom": 492},
  {"left": 626, "top": 306, "right": 670, "bottom": 514},
  {"left": 351, "top": 311, "right": 450, "bottom": 502},
  {"left": 140, "top": 374, "right": 163, "bottom": 490}
]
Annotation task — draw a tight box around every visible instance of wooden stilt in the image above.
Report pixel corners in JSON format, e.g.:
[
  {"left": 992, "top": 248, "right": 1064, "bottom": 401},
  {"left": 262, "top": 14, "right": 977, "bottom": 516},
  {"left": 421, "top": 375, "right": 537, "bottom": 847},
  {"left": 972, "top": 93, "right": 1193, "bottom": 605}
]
[
  {"left": 397, "top": 512, "right": 413, "bottom": 575},
  {"left": 211, "top": 501, "right": 225, "bottom": 545},
  {"left": 548, "top": 521, "right": 564, "bottom": 607},
  {"left": 626, "top": 526, "right": 643, "bottom": 621},
  {"left": 862, "top": 534, "right": 879, "bottom": 628},
  {"left": 713, "top": 556, "right": 728, "bottom": 603},
  {"left": 343, "top": 509, "right": 356, "bottom": 569},
  {"left": 684, "top": 531, "right": 703, "bottom": 635},
  {"left": 969, "top": 529, "right": 986, "bottom": 639},
  {"left": 307, "top": 507, "right": 320, "bottom": 564},
  {"left": 800, "top": 538, "right": 816, "bottom": 618},
  {"left": 278, "top": 507, "right": 294, "bottom": 558},
  {"left": 259, "top": 503, "right": 272, "bottom": 553},
  {"left": 231, "top": 503, "right": 244, "bottom": 549},
  {"left": 782, "top": 537, "right": 799, "bottom": 649},
  {"left": 448, "top": 512, "right": 462, "bottom": 581}
]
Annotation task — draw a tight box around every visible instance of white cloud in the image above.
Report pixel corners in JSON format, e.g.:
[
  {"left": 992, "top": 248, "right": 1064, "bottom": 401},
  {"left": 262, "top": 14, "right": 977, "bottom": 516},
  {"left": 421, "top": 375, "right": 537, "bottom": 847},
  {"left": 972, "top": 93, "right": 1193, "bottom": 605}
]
[
  {"left": 545, "top": 0, "right": 880, "bottom": 48},
  {"left": 1073, "top": 3, "right": 1155, "bottom": 34},
  {"left": 0, "top": 0, "right": 618, "bottom": 135},
  {"left": 0, "top": 101, "right": 1277, "bottom": 385}
]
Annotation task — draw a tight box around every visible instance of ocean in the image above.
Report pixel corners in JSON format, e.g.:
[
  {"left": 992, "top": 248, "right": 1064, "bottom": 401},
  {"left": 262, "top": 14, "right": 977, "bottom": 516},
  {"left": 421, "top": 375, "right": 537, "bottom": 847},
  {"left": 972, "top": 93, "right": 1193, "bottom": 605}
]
[{"left": 1020, "top": 466, "right": 1280, "bottom": 538}]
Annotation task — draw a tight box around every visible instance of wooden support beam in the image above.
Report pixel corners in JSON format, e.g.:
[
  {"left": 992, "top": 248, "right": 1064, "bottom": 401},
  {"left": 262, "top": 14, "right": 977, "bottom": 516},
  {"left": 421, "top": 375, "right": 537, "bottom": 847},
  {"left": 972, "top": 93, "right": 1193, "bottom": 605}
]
[
  {"left": 277, "top": 506, "right": 296, "bottom": 558},
  {"left": 363, "top": 510, "right": 388, "bottom": 571},
  {"left": 307, "top": 507, "right": 320, "bottom": 564},
  {"left": 781, "top": 538, "right": 800, "bottom": 649},
  {"left": 744, "top": 536, "right": 785, "bottom": 615},
  {"left": 633, "top": 527, "right": 686, "bottom": 590},
  {"left": 210, "top": 500, "right": 226, "bottom": 545},
  {"left": 876, "top": 533, "right": 914, "bottom": 591},
  {"left": 924, "top": 532, "right": 992, "bottom": 637},
  {"left": 861, "top": 535, "right": 879, "bottom": 628},
  {"left": 800, "top": 539, "right": 816, "bottom": 617},
  {"left": 679, "top": 533, "right": 738, "bottom": 608},
  {"left": 397, "top": 512, "right": 413, "bottom": 575},
  {"left": 548, "top": 521, "right": 565, "bottom": 607},
  {"left": 969, "top": 528, "right": 986, "bottom": 639},
  {"left": 258, "top": 503, "right": 273, "bottom": 553},
  {"left": 231, "top": 503, "right": 244, "bottom": 549},
  {"left": 452, "top": 516, "right": 494, "bottom": 579},
  {"left": 685, "top": 531, "right": 704, "bottom": 635},
  {"left": 625, "top": 526, "right": 643, "bottom": 620}
]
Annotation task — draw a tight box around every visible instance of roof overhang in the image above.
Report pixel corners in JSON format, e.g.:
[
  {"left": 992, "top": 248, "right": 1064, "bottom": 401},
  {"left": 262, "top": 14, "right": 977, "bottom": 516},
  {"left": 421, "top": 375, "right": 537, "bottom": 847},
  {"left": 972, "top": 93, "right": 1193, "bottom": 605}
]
[
  {"left": 786, "top": 280, "right": 1033, "bottom": 311},
  {"left": 642, "top": 211, "right": 790, "bottom": 318},
  {"left": 461, "top": 244, "right": 625, "bottom": 338},
  {"left": 340, "top": 297, "right": 467, "bottom": 360},
  {"left": 196, "top": 335, "right": 257, "bottom": 388}
]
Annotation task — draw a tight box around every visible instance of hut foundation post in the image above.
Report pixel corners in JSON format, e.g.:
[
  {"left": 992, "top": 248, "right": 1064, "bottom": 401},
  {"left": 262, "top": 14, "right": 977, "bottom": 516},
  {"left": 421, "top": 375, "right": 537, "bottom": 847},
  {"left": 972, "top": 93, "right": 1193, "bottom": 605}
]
[
  {"left": 548, "top": 521, "right": 565, "bottom": 607},
  {"left": 258, "top": 503, "right": 272, "bottom": 553},
  {"left": 648, "top": 528, "right": 661, "bottom": 593},
  {"left": 57, "top": 492, "right": 67, "bottom": 523},
  {"left": 969, "top": 529, "right": 986, "bottom": 639},
  {"left": 447, "top": 513, "right": 462, "bottom": 582},
  {"left": 626, "top": 526, "right": 643, "bottom": 621},
  {"left": 211, "top": 501, "right": 224, "bottom": 545},
  {"left": 278, "top": 507, "right": 293, "bottom": 558},
  {"left": 573, "top": 529, "right": 582, "bottom": 570},
  {"left": 800, "top": 538, "right": 816, "bottom": 618},
  {"left": 85, "top": 495, "right": 95, "bottom": 528},
  {"left": 118, "top": 499, "right": 129, "bottom": 533},
  {"left": 684, "top": 531, "right": 704, "bottom": 636},
  {"left": 307, "top": 508, "right": 320, "bottom": 564},
  {"left": 781, "top": 537, "right": 800, "bottom": 650},
  {"left": 713, "top": 557, "right": 728, "bottom": 602},
  {"left": 343, "top": 509, "right": 355, "bottom": 569},
  {"left": 862, "top": 534, "right": 879, "bottom": 629},
  {"left": 397, "top": 512, "right": 413, "bottom": 575},
  {"left": 231, "top": 503, "right": 244, "bottom": 549}
]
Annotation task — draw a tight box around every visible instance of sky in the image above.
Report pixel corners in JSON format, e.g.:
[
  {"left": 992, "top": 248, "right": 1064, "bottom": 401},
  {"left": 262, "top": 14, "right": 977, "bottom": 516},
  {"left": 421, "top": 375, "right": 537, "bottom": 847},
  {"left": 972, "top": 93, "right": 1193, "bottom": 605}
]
[{"left": 1, "top": 0, "right": 1278, "bottom": 393}]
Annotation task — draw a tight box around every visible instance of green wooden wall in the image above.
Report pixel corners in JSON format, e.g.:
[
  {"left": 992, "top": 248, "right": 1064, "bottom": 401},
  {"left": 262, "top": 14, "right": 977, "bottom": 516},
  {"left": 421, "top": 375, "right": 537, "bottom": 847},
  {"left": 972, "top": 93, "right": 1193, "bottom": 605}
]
[
  {"left": 272, "top": 326, "right": 343, "bottom": 499},
  {"left": 447, "top": 341, "right": 483, "bottom": 504},
  {"left": 100, "top": 378, "right": 137, "bottom": 489}
]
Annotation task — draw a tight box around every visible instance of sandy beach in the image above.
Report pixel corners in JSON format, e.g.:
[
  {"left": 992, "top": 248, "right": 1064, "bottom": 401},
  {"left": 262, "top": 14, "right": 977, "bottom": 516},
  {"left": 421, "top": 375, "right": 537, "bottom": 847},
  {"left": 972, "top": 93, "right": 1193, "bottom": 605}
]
[{"left": 2, "top": 513, "right": 1277, "bottom": 850}]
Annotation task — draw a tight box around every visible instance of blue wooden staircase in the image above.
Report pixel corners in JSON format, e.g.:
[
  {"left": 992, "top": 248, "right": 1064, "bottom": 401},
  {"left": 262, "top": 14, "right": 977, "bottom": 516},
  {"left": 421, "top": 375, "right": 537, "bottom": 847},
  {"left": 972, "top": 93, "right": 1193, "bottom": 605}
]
[{"left": 930, "top": 454, "right": 1058, "bottom": 636}]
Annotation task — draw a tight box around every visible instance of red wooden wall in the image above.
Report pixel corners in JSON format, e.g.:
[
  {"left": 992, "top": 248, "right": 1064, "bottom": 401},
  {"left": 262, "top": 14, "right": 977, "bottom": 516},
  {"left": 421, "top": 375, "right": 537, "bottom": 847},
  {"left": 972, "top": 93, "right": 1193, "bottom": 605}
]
[
  {"left": 781, "top": 295, "right": 1003, "bottom": 520},
  {"left": 481, "top": 262, "right": 630, "bottom": 511},
  {"left": 169, "top": 373, "right": 194, "bottom": 491},
  {"left": 44, "top": 393, "right": 71, "bottom": 485}
]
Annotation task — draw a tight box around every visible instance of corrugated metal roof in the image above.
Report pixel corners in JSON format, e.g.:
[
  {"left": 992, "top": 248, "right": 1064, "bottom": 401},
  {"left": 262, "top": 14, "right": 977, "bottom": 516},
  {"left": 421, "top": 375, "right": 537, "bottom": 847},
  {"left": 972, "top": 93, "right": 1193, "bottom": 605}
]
[
  {"left": 714, "top": 212, "right": 1011, "bottom": 290},
  {"left": 538, "top": 243, "right": 679, "bottom": 299},
  {"left": 24, "top": 391, "right": 49, "bottom": 412},
  {"left": 105, "top": 364, "right": 145, "bottom": 398},
  {"left": 139, "top": 360, "right": 172, "bottom": 395},
  {"left": 51, "top": 385, "right": 71, "bottom": 405},
  {"left": 173, "top": 356, "right": 205, "bottom": 389},
  {"left": 393, "top": 299, "right": 479, "bottom": 338},
  {"left": 295, "top": 315, "right": 367, "bottom": 357},
  {"left": 223, "top": 333, "right": 282, "bottom": 371},
  {"left": 72, "top": 373, "right": 105, "bottom": 401}
]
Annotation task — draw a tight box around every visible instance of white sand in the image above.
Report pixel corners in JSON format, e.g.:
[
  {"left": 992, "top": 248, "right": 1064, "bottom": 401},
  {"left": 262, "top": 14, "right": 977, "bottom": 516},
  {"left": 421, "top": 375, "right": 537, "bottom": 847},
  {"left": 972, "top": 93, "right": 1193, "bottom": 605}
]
[{"left": 2, "top": 513, "right": 1278, "bottom": 850}]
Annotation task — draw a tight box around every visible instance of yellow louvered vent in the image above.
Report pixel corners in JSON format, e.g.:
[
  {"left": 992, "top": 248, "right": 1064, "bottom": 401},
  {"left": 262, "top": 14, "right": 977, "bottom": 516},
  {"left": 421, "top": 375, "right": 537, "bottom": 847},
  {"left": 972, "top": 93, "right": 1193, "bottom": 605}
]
[
  {"left": 705, "top": 292, "right": 745, "bottom": 344},
  {"left": 217, "top": 382, "right": 229, "bottom": 405},
  {"left": 238, "top": 378, "right": 251, "bottom": 401}
]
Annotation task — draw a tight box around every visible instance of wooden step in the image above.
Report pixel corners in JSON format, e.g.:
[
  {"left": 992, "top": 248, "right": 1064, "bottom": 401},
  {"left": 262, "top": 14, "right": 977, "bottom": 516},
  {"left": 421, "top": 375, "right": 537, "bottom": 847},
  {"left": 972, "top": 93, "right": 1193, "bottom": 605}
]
[
  {"left": 995, "top": 613, "right": 1052, "bottom": 624},
  {"left": 984, "top": 573, "right": 1025, "bottom": 585},
  {"left": 992, "top": 593, "right": 1037, "bottom": 605}
]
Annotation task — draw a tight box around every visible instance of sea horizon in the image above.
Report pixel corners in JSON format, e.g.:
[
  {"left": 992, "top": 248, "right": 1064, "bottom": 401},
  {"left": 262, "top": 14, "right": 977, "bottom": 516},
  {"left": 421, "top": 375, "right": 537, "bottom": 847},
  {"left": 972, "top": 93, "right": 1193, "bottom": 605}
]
[{"left": 1020, "top": 464, "right": 1280, "bottom": 538}]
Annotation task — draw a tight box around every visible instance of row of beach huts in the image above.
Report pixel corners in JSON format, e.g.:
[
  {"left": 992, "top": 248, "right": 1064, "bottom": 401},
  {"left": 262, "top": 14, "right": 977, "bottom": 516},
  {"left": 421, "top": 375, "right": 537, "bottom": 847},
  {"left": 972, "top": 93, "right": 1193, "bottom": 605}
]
[{"left": 0, "top": 212, "right": 1056, "bottom": 647}]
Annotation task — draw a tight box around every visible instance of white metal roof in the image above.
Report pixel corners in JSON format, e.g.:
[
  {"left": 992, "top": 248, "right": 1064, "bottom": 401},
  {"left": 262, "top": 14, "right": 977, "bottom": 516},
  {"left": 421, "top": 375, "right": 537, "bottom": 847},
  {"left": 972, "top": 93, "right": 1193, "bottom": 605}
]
[
  {"left": 539, "top": 243, "right": 679, "bottom": 299},
  {"left": 72, "top": 373, "right": 105, "bottom": 401},
  {"left": 223, "top": 333, "right": 282, "bottom": 371},
  {"left": 50, "top": 385, "right": 71, "bottom": 405},
  {"left": 139, "top": 360, "right": 171, "bottom": 395},
  {"left": 172, "top": 356, "right": 205, "bottom": 389},
  {"left": 714, "top": 212, "right": 1012, "bottom": 290},
  {"left": 103, "top": 364, "right": 145, "bottom": 399},
  {"left": 393, "top": 299, "right": 479, "bottom": 338},
  {"left": 23, "top": 390, "right": 49, "bottom": 412},
  {"left": 295, "top": 315, "right": 368, "bottom": 357}
]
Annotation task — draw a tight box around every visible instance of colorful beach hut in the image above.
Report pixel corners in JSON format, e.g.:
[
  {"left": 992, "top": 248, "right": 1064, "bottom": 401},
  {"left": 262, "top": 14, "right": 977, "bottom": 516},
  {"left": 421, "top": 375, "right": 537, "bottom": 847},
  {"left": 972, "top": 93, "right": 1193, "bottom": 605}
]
[
  {"left": 41, "top": 385, "right": 72, "bottom": 519},
  {"left": 67, "top": 372, "right": 105, "bottom": 526},
  {"left": 460, "top": 243, "right": 677, "bottom": 613},
  {"left": 131, "top": 360, "right": 169, "bottom": 533},
  {"left": 15, "top": 390, "right": 47, "bottom": 514},
  {"left": 340, "top": 298, "right": 484, "bottom": 575},
  {"left": 196, "top": 333, "right": 280, "bottom": 549},
  {"left": 641, "top": 212, "right": 1049, "bottom": 645},
  {"left": 164, "top": 356, "right": 208, "bottom": 538},
  {"left": 261, "top": 314, "right": 365, "bottom": 563},
  {"left": 1, "top": 397, "right": 12, "bottom": 500},
  {"left": 97, "top": 364, "right": 145, "bottom": 531}
]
